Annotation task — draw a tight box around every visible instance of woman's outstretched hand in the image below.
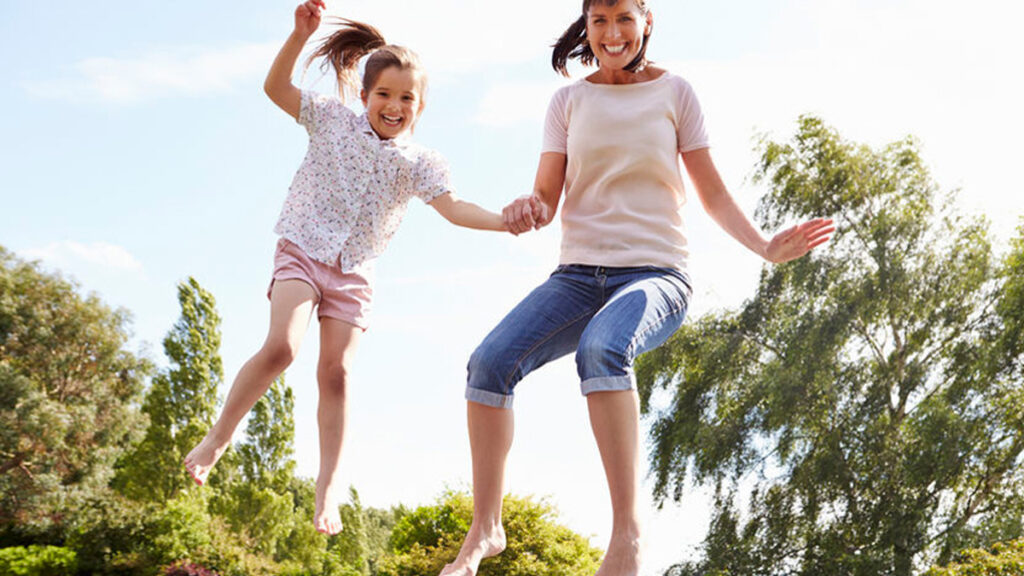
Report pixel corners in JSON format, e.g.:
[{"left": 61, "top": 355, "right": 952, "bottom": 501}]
[
  {"left": 764, "top": 218, "right": 835, "bottom": 263},
  {"left": 294, "top": 0, "right": 326, "bottom": 38},
  {"left": 503, "top": 195, "right": 551, "bottom": 236}
]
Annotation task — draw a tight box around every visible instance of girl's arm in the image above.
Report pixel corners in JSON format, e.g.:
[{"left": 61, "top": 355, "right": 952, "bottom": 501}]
[
  {"left": 503, "top": 152, "right": 566, "bottom": 235},
  {"left": 264, "top": 0, "right": 326, "bottom": 120},
  {"left": 682, "top": 148, "right": 833, "bottom": 263},
  {"left": 429, "top": 193, "right": 507, "bottom": 231}
]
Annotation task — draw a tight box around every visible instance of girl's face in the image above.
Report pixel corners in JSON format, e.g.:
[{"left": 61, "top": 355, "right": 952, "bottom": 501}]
[
  {"left": 361, "top": 66, "right": 424, "bottom": 140},
  {"left": 585, "top": 1, "right": 652, "bottom": 71}
]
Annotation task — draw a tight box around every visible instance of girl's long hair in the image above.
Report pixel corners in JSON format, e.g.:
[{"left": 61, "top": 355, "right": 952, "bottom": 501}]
[
  {"left": 306, "top": 18, "right": 426, "bottom": 103},
  {"left": 552, "top": 0, "right": 651, "bottom": 77}
]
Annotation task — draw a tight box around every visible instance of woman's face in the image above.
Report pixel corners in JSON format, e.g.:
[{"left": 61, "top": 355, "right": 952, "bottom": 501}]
[{"left": 585, "top": 1, "right": 652, "bottom": 71}]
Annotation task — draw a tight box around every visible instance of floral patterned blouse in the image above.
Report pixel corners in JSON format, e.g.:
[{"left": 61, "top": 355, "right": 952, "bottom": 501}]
[{"left": 273, "top": 90, "right": 452, "bottom": 271}]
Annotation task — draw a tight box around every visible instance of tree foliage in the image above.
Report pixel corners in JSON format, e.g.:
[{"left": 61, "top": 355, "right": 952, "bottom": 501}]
[
  {"left": 924, "top": 538, "right": 1024, "bottom": 576},
  {"left": 0, "top": 247, "right": 150, "bottom": 542},
  {"left": 115, "top": 277, "right": 224, "bottom": 501},
  {"left": 637, "top": 117, "right": 1024, "bottom": 575},
  {"left": 379, "top": 490, "right": 602, "bottom": 576}
]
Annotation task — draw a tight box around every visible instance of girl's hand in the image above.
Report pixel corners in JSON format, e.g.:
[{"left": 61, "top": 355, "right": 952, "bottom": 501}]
[
  {"left": 503, "top": 195, "right": 551, "bottom": 235},
  {"left": 764, "top": 218, "right": 835, "bottom": 263},
  {"left": 294, "top": 0, "right": 326, "bottom": 38}
]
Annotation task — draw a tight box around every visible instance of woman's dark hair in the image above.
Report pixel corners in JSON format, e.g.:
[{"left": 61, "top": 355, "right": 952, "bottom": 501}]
[
  {"left": 306, "top": 18, "right": 427, "bottom": 103},
  {"left": 552, "top": 0, "right": 651, "bottom": 77}
]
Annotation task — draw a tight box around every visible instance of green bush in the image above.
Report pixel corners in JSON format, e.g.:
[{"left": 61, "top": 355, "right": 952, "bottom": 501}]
[
  {"left": 0, "top": 545, "right": 77, "bottom": 576},
  {"left": 925, "top": 539, "right": 1024, "bottom": 575}
]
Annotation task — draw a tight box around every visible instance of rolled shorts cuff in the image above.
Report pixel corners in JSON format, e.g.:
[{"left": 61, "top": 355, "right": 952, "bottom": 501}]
[
  {"left": 465, "top": 387, "right": 515, "bottom": 409},
  {"left": 580, "top": 374, "right": 636, "bottom": 396}
]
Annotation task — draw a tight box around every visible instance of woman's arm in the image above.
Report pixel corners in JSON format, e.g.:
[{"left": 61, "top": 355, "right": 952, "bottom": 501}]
[
  {"left": 503, "top": 152, "right": 566, "bottom": 235},
  {"left": 429, "top": 192, "right": 507, "bottom": 231},
  {"left": 683, "top": 147, "right": 833, "bottom": 263},
  {"left": 264, "top": 0, "right": 325, "bottom": 120}
]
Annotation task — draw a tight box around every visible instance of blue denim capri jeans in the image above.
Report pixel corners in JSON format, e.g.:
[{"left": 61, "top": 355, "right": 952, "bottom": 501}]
[{"left": 465, "top": 264, "right": 692, "bottom": 409}]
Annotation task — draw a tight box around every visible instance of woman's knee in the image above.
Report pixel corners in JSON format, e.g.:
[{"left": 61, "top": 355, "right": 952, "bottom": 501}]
[
  {"left": 575, "top": 332, "right": 628, "bottom": 378},
  {"left": 467, "top": 340, "right": 517, "bottom": 396}
]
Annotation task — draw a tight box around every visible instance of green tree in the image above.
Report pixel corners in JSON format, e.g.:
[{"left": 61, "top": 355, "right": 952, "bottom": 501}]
[
  {"left": 636, "top": 118, "right": 1024, "bottom": 575},
  {"left": 924, "top": 538, "right": 1024, "bottom": 576},
  {"left": 237, "top": 376, "right": 295, "bottom": 493},
  {"left": 379, "top": 490, "right": 602, "bottom": 576},
  {"left": 115, "top": 277, "right": 223, "bottom": 501},
  {"left": 0, "top": 247, "right": 150, "bottom": 542}
]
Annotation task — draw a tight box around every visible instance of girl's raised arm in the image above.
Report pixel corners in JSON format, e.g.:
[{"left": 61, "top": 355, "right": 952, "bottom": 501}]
[{"left": 264, "top": 0, "right": 326, "bottom": 120}]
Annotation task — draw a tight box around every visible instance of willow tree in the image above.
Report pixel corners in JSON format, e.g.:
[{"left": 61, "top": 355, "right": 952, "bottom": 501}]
[{"left": 636, "top": 117, "right": 1024, "bottom": 576}]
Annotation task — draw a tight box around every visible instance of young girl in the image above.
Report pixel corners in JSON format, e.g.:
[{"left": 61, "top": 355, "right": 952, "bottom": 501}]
[{"left": 184, "top": 0, "right": 506, "bottom": 535}]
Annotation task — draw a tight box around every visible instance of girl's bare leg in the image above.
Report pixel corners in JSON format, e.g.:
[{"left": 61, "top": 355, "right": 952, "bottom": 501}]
[
  {"left": 184, "top": 280, "right": 316, "bottom": 485},
  {"left": 588, "top": 390, "right": 643, "bottom": 576},
  {"left": 312, "top": 317, "right": 362, "bottom": 535},
  {"left": 439, "top": 402, "right": 512, "bottom": 576}
]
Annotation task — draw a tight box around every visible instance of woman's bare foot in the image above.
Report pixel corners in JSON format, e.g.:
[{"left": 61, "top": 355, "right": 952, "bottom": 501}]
[
  {"left": 595, "top": 531, "right": 642, "bottom": 576},
  {"left": 439, "top": 523, "right": 507, "bottom": 576},
  {"left": 183, "top": 432, "right": 230, "bottom": 486},
  {"left": 314, "top": 478, "right": 344, "bottom": 535}
]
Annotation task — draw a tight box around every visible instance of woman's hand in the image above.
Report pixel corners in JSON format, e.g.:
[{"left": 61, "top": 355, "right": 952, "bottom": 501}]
[
  {"left": 294, "top": 0, "right": 325, "bottom": 38},
  {"left": 503, "top": 195, "right": 551, "bottom": 236},
  {"left": 764, "top": 218, "right": 835, "bottom": 263}
]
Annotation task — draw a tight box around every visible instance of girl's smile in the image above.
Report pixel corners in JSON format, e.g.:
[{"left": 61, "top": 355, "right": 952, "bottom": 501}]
[{"left": 361, "top": 66, "right": 424, "bottom": 140}]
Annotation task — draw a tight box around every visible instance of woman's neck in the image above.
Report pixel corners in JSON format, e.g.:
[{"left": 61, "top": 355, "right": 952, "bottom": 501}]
[{"left": 586, "top": 64, "right": 663, "bottom": 85}]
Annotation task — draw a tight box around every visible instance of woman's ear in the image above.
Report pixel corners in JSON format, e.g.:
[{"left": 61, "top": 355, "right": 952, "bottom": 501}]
[{"left": 645, "top": 10, "right": 653, "bottom": 35}]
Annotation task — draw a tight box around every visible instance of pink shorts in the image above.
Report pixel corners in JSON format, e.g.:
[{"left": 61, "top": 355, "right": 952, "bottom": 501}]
[{"left": 267, "top": 238, "right": 374, "bottom": 330}]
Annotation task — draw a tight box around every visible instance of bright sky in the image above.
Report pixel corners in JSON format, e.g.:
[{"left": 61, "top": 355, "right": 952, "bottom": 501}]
[{"left": 2, "top": 1, "right": 1023, "bottom": 573}]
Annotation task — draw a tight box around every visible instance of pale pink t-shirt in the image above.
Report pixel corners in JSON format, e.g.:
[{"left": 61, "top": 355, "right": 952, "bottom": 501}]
[{"left": 542, "top": 72, "right": 709, "bottom": 272}]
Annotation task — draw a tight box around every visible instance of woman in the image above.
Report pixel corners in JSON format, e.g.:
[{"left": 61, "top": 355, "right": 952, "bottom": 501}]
[{"left": 442, "top": 1, "right": 833, "bottom": 574}]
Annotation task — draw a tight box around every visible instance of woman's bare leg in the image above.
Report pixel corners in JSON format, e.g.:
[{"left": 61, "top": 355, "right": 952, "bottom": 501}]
[
  {"left": 439, "top": 402, "right": 512, "bottom": 576},
  {"left": 588, "top": 390, "right": 643, "bottom": 576}
]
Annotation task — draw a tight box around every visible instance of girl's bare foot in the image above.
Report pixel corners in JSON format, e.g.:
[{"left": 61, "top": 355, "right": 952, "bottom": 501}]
[
  {"left": 439, "top": 523, "right": 507, "bottom": 576},
  {"left": 595, "top": 532, "right": 642, "bottom": 576},
  {"left": 183, "top": 432, "right": 230, "bottom": 486},
  {"left": 314, "top": 479, "right": 344, "bottom": 535}
]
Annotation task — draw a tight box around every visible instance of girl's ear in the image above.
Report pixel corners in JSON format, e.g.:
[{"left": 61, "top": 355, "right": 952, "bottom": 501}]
[
  {"left": 360, "top": 89, "right": 368, "bottom": 107},
  {"left": 645, "top": 11, "right": 653, "bottom": 35}
]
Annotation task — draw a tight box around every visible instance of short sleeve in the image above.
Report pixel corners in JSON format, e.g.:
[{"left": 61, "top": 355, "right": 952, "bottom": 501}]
[
  {"left": 412, "top": 149, "right": 453, "bottom": 203},
  {"left": 675, "top": 78, "right": 710, "bottom": 153},
  {"left": 297, "top": 89, "right": 354, "bottom": 135},
  {"left": 541, "top": 87, "right": 571, "bottom": 154}
]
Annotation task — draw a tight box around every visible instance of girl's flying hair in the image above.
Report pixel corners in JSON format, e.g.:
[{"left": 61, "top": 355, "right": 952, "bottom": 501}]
[
  {"left": 552, "top": 0, "right": 651, "bottom": 77},
  {"left": 306, "top": 18, "right": 427, "bottom": 103}
]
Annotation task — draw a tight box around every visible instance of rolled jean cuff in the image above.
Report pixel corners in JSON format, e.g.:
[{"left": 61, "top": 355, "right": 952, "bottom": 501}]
[
  {"left": 580, "top": 374, "right": 636, "bottom": 396},
  {"left": 465, "top": 387, "right": 515, "bottom": 409}
]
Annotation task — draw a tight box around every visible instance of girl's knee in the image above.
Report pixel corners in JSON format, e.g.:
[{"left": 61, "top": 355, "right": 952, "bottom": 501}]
[
  {"left": 259, "top": 340, "right": 299, "bottom": 372},
  {"left": 318, "top": 362, "right": 350, "bottom": 396}
]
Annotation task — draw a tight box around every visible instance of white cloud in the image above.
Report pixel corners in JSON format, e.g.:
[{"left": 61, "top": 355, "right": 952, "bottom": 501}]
[
  {"left": 323, "top": 0, "right": 579, "bottom": 76},
  {"left": 24, "top": 42, "right": 279, "bottom": 103},
  {"left": 24, "top": 241, "right": 143, "bottom": 271},
  {"left": 473, "top": 79, "right": 567, "bottom": 127}
]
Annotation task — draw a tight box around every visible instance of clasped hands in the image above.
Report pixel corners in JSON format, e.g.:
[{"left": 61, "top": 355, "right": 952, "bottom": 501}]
[{"left": 503, "top": 195, "right": 551, "bottom": 236}]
